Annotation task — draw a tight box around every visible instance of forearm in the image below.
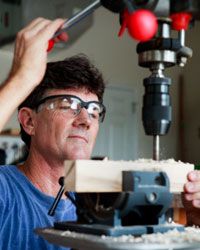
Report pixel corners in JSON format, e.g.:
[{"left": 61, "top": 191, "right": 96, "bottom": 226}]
[{"left": 0, "top": 75, "right": 35, "bottom": 132}]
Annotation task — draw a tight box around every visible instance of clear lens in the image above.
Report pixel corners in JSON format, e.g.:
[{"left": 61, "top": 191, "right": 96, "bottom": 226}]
[
  {"left": 70, "top": 97, "right": 81, "bottom": 111},
  {"left": 52, "top": 98, "right": 71, "bottom": 110},
  {"left": 87, "top": 103, "right": 101, "bottom": 120},
  {"left": 38, "top": 95, "right": 105, "bottom": 122}
]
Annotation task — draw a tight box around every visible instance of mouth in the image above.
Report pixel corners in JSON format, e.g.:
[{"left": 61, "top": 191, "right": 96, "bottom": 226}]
[{"left": 68, "top": 135, "right": 88, "bottom": 143}]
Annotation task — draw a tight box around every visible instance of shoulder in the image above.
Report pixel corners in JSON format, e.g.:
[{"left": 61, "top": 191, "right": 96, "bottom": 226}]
[
  {"left": 0, "top": 165, "right": 17, "bottom": 180},
  {"left": 0, "top": 165, "right": 13, "bottom": 186},
  {"left": 0, "top": 165, "right": 24, "bottom": 206},
  {"left": 0, "top": 166, "right": 23, "bottom": 228},
  {"left": 0, "top": 165, "right": 20, "bottom": 194},
  {"left": 0, "top": 166, "right": 13, "bottom": 208},
  {"left": 0, "top": 165, "right": 12, "bottom": 182}
]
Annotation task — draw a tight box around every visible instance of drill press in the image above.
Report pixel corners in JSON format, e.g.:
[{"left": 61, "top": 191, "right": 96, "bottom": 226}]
[
  {"left": 137, "top": 15, "right": 192, "bottom": 161},
  {"left": 101, "top": 0, "right": 194, "bottom": 161}
]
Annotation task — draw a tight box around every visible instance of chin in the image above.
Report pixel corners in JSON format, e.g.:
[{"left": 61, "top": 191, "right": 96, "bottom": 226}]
[
  {"left": 67, "top": 156, "right": 90, "bottom": 160},
  {"left": 64, "top": 151, "right": 91, "bottom": 160}
]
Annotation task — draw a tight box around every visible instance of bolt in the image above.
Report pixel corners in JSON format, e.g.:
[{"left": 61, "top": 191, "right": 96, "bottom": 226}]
[{"left": 178, "top": 57, "right": 187, "bottom": 67}]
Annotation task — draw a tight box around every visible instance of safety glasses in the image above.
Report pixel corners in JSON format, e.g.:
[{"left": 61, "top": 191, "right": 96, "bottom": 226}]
[{"left": 35, "top": 94, "right": 106, "bottom": 122}]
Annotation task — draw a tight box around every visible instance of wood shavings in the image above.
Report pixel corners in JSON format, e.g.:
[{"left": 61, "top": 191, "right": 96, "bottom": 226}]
[
  {"left": 101, "top": 227, "right": 200, "bottom": 244},
  {"left": 132, "top": 158, "right": 192, "bottom": 165}
]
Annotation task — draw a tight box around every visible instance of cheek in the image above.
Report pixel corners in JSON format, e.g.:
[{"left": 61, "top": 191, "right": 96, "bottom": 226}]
[
  {"left": 89, "top": 125, "right": 99, "bottom": 146},
  {"left": 34, "top": 112, "right": 64, "bottom": 140},
  {"left": 52, "top": 113, "right": 74, "bottom": 140}
]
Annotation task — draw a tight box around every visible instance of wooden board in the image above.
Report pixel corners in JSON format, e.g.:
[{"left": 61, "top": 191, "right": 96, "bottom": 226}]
[{"left": 64, "top": 159, "right": 194, "bottom": 193}]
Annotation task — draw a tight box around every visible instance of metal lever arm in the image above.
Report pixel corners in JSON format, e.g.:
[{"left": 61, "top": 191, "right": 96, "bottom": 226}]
[
  {"left": 53, "top": 0, "right": 101, "bottom": 38},
  {"left": 48, "top": 177, "right": 65, "bottom": 216},
  {"left": 47, "top": 0, "right": 101, "bottom": 52}
]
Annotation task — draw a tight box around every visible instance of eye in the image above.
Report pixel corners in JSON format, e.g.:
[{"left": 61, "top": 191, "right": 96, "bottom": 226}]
[
  {"left": 88, "top": 103, "right": 101, "bottom": 120},
  {"left": 89, "top": 113, "right": 99, "bottom": 120},
  {"left": 69, "top": 98, "right": 82, "bottom": 111},
  {"left": 57, "top": 98, "right": 71, "bottom": 110}
]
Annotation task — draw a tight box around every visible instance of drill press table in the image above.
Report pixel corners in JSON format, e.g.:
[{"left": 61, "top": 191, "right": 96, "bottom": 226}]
[{"left": 36, "top": 227, "right": 200, "bottom": 250}]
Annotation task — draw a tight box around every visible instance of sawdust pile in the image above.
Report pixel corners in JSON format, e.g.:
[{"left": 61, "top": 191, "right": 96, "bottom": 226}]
[{"left": 101, "top": 226, "right": 200, "bottom": 244}]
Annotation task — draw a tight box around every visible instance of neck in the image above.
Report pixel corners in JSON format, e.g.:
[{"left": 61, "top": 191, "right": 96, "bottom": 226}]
[{"left": 18, "top": 150, "right": 65, "bottom": 197}]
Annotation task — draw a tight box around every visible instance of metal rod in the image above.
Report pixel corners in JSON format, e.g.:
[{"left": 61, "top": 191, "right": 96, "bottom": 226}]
[
  {"left": 53, "top": 0, "right": 101, "bottom": 38},
  {"left": 178, "top": 29, "right": 185, "bottom": 47},
  {"left": 48, "top": 185, "right": 64, "bottom": 216},
  {"left": 153, "top": 135, "right": 160, "bottom": 161},
  {"left": 48, "top": 177, "right": 65, "bottom": 216}
]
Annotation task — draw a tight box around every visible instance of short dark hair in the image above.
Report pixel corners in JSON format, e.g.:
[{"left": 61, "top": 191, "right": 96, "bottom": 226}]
[{"left": 18, "top": 54, "right": 106, "bottom": 148}]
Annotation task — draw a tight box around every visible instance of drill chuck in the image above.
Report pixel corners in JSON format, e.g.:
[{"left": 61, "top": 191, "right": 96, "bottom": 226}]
[{"left": 142, "top": 76, "right": 172, "bottom": 136}]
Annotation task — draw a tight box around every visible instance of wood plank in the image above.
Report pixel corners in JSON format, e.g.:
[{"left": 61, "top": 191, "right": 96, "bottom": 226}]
[{"left": 64, "top": 159, "right": 194, "bottom": 193}]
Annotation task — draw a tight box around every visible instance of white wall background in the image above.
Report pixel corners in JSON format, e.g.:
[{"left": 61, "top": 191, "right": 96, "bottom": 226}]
[{"left": 1, "top": 7, "right": 199, "bottom": 163}]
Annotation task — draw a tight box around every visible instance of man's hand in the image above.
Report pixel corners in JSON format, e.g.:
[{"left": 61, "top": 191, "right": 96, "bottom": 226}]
[
  {"left": 9, "top": 17, "right": 68, "bottom": 88},
  {"left": 0, "top": 18, "right": 68, "bottom": 132},
  {"left": 184, "top": 170, "right": 200, "bottom": 208}
]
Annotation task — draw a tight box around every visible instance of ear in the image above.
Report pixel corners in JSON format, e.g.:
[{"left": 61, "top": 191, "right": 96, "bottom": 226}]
[{"left": 18, "top": 108, "right": 36, "bottom": 136}]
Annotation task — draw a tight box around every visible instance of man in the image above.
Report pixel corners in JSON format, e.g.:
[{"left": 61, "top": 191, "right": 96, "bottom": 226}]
[
  {"left": 0, "top": 18, "right": 106, "bottom": 249},
  {"left": 0, "top": 16, "right": 200, "bottom": 250}
]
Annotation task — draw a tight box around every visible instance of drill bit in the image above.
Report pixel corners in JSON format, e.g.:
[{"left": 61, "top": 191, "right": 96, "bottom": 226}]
[{"left": 153, "top": 135, "right": 160, "bottom": 161}]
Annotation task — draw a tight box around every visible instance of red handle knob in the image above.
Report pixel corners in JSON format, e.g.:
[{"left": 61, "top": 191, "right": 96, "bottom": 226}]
[
  {"left": 171, "top": 12, "right": 192, "bottom": 31},
  {"left": 47, "top": 39, "right": 55, "bottom": 52},
  {"left": 119, "top": 9, "right": 158, "bottom": 42}
]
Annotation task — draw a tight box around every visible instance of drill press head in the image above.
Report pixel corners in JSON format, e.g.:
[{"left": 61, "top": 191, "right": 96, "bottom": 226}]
[
  {"left": 137, "top": 18, "right": 174, "bottom": 136},
  {"left": 101, "top": 0, "right": 196, "bottom": 160},
  {"left": 136, "top": 3, "right": 195, "bottom": 159}
]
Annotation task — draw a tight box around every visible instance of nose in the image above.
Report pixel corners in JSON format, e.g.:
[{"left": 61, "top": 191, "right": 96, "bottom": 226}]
[{"left": 72, "top": 108, "right": 92, "bottom": 129}]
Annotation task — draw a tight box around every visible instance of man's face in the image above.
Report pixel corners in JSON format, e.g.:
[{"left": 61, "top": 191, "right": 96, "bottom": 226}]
[{"left": 30, "top": 88, "right": 100, "bottom": 161}]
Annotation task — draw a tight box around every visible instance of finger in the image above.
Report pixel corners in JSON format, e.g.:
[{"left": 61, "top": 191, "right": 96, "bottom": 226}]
[
  {"left": 54, "top": 32, "right": 69, "bottom": 43},
  {"left": 185, "top": 192, "right": 200, "bottom": 201},
  {"left": 184, "top": 193, "right": 194, "bottom": 201},
  {"left": 37, "top": 19, "right": 67, "bottom": 51},
  {"left": 187, "top": 170, "right": 200, "bottom": 181},
  {"left": 53, "top": 18, "right": 68, "bottom": 42},
  {"left": 184, "top": 181, "right": 200, "bottom": 193},
  {"left": 18, "top": 17, "right": 46, "bottom": 35},
  {"left": 15, "top": 19, "right": 55, "bottom": 56},
  {"left": 14, "top": 33, "right": 25, "bottom": 62},
  {"left": 38, "top": 18, "right": 66, "bottom": 40},
  {"left": 184, "top": 182, "right": 195, "bottom": 193},
  {"left": 57, "top": 32, "right": 69, "bottom": 42},
  {"left": 18, "top": 19, "right": 52, "bottom": 41},
  {"left": 25, "top": 19, "right": 52, "bottom": 37},
  {"left": 192, "top": 199, "right": 200, "bottom": 208},
  {"left": 14, "top": 19, "right": 51, "bottom": 58}
]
